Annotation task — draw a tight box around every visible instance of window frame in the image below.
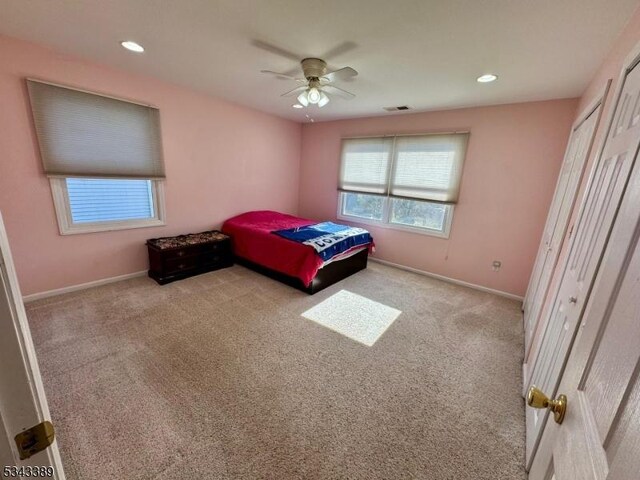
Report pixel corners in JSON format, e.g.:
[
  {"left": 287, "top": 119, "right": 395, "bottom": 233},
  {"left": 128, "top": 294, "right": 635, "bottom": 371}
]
[
  {"left": 49, "top": 177, "right": 166, "bottom": 235},
  {"left": 337, "top": 133, "right": 468, "bottom": 239},
  {"left": 336, "top": 192, "right": 454, "bottom": 239}
]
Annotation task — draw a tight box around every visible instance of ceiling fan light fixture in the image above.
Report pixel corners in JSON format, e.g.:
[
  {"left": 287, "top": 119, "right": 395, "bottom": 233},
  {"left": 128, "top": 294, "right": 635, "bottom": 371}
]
[
  {"left": 308, "top": 87, "right": 321, "bottom": 104},
  {"left": 318, "top": 91, "right": 330, "bottom": 108},
  {"left": 297, "top": 91, "right": 309, "bottom": 107}
]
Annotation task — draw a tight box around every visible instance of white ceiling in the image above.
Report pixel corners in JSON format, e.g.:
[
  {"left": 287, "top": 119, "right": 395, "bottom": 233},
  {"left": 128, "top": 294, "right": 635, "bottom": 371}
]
[{"left": 1, "top": 0, "right": 638, "bottom": 122}]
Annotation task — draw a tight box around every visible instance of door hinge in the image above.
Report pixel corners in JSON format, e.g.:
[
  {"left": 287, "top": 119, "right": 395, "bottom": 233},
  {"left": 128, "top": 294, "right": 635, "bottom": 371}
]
[{"left": 14, "top": 420, "right": 55, "bottom": 460}]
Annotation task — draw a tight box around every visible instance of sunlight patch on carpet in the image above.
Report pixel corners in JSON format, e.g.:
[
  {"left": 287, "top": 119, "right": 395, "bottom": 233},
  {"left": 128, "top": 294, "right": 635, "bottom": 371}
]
[{"left": 301, "top": 290, "right": 401, "bottom": 346}]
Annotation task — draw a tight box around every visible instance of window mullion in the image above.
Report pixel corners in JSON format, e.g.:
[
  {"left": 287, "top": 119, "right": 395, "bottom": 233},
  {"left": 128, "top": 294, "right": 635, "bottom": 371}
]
[
  {"left": 386, "top": 136, "right": 397, "bottom": 199},
  {"left": 383, "top": 136, "right": 397, "bottom": 225},
  {"left": 382, "top": 196, "right": 391, "bottom": 224}
]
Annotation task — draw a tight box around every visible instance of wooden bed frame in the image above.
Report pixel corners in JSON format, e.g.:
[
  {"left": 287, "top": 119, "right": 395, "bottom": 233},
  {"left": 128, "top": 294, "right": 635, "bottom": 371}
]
[{"left": 234, "top": 248, "right": 369, "bottom": 294}]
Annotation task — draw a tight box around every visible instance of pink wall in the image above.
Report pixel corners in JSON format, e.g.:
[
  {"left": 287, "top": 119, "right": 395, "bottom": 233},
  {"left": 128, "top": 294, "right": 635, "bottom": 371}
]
[
  {"left": 578, "top": 5, "right": 640, "bottom": 117},
  {"left": 298, "top": 99, "right": 579, "bottom": 297},
  {"left": 0, "top": 35, "right": 302, "bottom": 296}
]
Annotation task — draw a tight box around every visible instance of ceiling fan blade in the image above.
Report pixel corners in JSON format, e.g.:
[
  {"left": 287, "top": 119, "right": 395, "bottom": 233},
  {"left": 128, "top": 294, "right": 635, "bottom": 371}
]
[
  {"left": 282, "top": 67, "right": 303, "bottom": 78},
  {"left": 260, "top": 70, "right": 305, "bottom": 82},
  {"left": 321, "top": 41, "right": 357, "bottom": 60},
  {"left": 281, "top": 86, "right": 308, "bottom": 97},
  {"left": 322, "top": 67, "right": 358, "bottom": 83},
  {"left": 251, "top": 40, "right": 302, "bottom": 62},
  {"left": 323, "top": 84, "right": 355, "bottom": 99}
]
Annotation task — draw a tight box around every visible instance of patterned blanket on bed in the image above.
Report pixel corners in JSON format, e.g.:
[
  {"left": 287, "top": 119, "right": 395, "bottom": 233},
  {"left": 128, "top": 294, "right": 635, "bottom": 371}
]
[{"left": 273, "top": 222, "right": 373, "bottom": 262}]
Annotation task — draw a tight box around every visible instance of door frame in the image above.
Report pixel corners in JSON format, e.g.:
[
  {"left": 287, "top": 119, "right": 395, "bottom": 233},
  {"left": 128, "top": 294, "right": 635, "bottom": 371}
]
[
  {"left": 0, "top": 211, "right": 65, "bottom": 478},
  {"left": 525, "top": 38, "right": 640, "bottom": 472},
  {"left": 523, "top": 80, "right": 610, "bottom": 361}
]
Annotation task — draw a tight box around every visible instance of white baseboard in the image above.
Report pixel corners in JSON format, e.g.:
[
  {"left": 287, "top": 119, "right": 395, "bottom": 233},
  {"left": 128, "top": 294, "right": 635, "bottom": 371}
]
[
  {"left": 23, "top": 270, "right": 147, "bottom": 303},
  {"left": 23, "top": 260, "right": 524, "bottom": 303},
  {"left": 369, "top": 257, "right": 524, "bottom": 302}
]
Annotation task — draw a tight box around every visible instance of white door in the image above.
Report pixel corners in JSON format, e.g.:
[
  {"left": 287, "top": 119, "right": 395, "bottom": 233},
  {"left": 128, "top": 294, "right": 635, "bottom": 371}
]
[
  {"left": 523, "top": 94, "right": 609, "bottom": 359},
  {"left": 529, "top": 60, "right": 640, "bottom": 479},
  {"left": 525, "top": 54, "right": 640, "bottom": 469},
  {"left": 523, "top": 95, "right": 604, "bottom": 357},
  {"left": 0, "top": 211, "right": 65, "bottom": 479}
]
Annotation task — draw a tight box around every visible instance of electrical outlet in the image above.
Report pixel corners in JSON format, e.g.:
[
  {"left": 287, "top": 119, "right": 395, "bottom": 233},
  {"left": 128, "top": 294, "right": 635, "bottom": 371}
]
[{"left": 492, "top": 260, "right": 502, "bottom": 272}]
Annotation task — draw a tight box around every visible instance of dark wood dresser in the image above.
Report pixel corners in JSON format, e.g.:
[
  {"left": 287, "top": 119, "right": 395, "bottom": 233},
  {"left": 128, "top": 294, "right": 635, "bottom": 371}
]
[{"left": 146, "top": 230, "right": 233, "bottom": 285}]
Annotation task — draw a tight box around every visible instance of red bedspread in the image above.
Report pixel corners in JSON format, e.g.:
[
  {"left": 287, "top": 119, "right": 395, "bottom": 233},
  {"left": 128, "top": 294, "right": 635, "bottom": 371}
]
[{"left": 222, "top": 210, "right": 324, "bottom": 286}]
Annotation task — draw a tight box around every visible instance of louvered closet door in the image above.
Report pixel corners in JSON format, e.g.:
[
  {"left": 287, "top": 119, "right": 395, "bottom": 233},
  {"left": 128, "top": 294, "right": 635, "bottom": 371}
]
[
  {"left": 530, "top": 56, "right": 640, "bottom": 480},
  {"left": 525, "top": 56, "right": 640, "bottom": 470},
  {"left": 523, "top": 103, "right": 601, "bottom": 357}
]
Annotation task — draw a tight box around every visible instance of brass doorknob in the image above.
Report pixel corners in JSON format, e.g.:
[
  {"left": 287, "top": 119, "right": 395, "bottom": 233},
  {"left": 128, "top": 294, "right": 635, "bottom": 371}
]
[{"left": 527, "top": 386, "right": 567, "bottom": 424}]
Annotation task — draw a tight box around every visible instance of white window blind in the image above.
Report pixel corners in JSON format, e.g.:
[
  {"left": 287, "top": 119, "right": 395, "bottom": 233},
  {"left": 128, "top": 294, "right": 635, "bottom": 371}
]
[
  {"left": 338, "top": 137, "right": 393, "bottom": 194},
  {"left": 391, "top": 134, "right": 468, "bottom": 202},
  {"left": 27, "top": 79, "right": 165, "bottom": 178},
  {"left": 65, "top": 178, "right": 155, "bottom": 223},
  {"left": 339, "top": 133, "right": 469, "bottom": 203}
]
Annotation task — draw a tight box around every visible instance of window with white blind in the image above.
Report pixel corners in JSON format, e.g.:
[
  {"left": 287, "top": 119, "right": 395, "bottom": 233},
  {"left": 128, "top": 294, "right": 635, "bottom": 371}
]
[
  {"left": 27, "top": 79, "right": 166, "bottom": 234},
  {"left": 337, "top": 133, "right": 469, "bottom": 237},
  {"left": 49, "top": 178, "right": 164, "bottom": 234}
]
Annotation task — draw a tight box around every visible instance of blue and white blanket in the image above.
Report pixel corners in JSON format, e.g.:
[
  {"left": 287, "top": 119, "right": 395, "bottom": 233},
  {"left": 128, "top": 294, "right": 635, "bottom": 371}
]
[{"left": 273, "top": 222, "right": 373, "bottom": 262}]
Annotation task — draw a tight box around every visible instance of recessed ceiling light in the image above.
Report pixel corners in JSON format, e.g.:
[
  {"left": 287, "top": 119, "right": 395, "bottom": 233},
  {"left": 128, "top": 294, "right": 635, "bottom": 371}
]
[
  {"left": 120, "top": 41, "right": 144, "bottom": 53},
  {"left": 292, "top": 104, "right": 303, "bottom": 109},
  {"left": 477, "top": 74, "right": 498, "bottom": 83}
]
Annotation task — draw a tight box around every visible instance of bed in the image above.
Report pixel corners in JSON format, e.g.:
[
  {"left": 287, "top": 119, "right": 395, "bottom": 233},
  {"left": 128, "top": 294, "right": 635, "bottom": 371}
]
[{"left": 221, "top": 210, "right": 373, "bottom": 294}]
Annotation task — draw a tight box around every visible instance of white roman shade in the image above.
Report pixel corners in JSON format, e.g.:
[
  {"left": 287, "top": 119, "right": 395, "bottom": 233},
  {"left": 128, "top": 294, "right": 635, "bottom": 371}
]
[
  {"left": 27, "top": 79, "right": 165, "bottom": 178},
  {"left": 338, "top": 133, "right": 469, "bottom": 203},
  {"left": 390, "top": 133, "right": 468, "bottom": 202},
  {"left": 338, "top": 137, "right": 393, "bottom": 194}
]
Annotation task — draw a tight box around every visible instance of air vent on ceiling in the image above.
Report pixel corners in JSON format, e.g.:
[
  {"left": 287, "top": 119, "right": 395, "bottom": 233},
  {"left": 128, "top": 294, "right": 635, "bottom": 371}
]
[{"left": 383, "top": 105, "right": 412, "bottom": 111}]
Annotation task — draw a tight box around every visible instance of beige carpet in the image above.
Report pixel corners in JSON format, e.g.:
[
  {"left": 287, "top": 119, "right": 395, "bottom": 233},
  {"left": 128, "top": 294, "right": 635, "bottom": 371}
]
[{"left": 26, "top": 262, "right": 526, "bottom": 479}]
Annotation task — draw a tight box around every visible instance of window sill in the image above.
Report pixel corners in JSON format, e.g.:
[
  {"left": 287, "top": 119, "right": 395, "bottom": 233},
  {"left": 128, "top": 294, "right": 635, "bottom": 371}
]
[{"left": 337, "top": 213, "right": 451, "bottom": 239}]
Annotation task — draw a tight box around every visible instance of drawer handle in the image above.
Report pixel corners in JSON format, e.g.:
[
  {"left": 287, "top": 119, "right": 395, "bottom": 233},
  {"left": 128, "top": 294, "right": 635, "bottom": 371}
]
[
  {"left": 178, "top": 263, "right": 186, "bottom": 269},
  {"left": 177, "top": 251, "right": 185, "bottom": 256}
]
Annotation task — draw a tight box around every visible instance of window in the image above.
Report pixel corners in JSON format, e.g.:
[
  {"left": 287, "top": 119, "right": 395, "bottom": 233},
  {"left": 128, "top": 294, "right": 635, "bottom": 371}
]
[
  {"left": 337, "top": 133, "right": 468, "bottom": 237},
  {"left": 50, "top": 178, "right": 165, "bottom": 234},
  {"left": 27, "top": 79, "right": 166, "bottom": 235},
  {"left": 339, "top": 193, "right": 453, "bottom": 237}
]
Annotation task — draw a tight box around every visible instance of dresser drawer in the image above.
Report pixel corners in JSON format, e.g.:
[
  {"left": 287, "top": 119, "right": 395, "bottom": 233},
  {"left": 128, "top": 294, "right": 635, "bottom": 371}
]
[
  {"left": 162, "top": 241, "right": 230, "bottom": 261},
  {"left": 163, "top": 251, "right": 229, "bottom": 274},
  {"left": 164, "top": 256, "right": 198, "bottom": 274}
]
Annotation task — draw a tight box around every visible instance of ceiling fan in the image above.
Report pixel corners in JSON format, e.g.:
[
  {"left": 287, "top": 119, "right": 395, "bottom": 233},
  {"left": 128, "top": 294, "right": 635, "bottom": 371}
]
[{"left": 261, "top": 57, "right": 358, "bottom": 108}]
